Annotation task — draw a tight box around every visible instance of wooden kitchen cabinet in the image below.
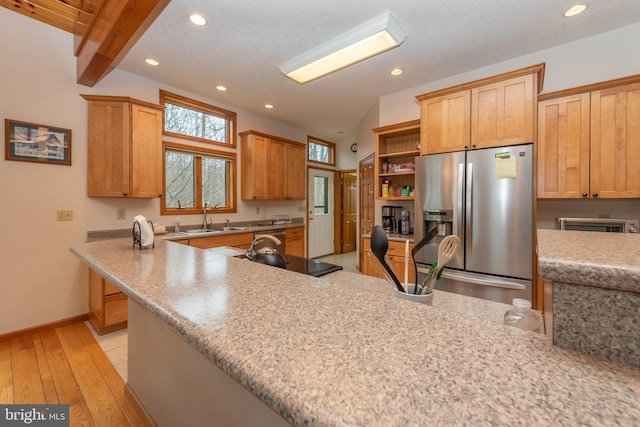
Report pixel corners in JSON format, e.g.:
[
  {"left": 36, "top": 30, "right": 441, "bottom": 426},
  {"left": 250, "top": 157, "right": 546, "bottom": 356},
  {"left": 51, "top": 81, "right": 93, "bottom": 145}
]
[
  {"left": 285, "top": 226, "right": 305, "bottom": 257},
  {"left": 187, "top": 232, "right": 254, "bottom": 250},
  {"left": 537, "top": 92, "right": 591, "bottom": 198},
  {"left": 82, "top": 95, "right": 163, "bottom": 198},
  {"left": 420, "top": 90, "right": 471, "bottom": 155},
  {"left": 417, "top": 64, "right": 544, "bottom": 155},
  {"left": 374, "top": 120, "right": 420, "bottom": 201},
  {"left": 362, "top": 237, "right": 415, "bottom": 284},
  {"left": 537, "top": 76, "right": 640, "bottom": 199},
  {"left": 89, "top": 267, "right": 127, "bottom": 335},
  {"left": 590, "top": 81, "right": 640, "bottom": 198},
  {"left": 240, "top": 130, "right": 306, "bottom": 200}
]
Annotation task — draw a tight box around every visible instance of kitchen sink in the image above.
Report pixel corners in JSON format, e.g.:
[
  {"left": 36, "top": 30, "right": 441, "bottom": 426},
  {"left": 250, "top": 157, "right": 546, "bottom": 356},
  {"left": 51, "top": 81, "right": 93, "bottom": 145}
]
[
  {"left": 215, "top": 227, "right": 247, "bottom": 231},
  {"left": 179, "top": 229, "right": 222, "bottom": 235}
]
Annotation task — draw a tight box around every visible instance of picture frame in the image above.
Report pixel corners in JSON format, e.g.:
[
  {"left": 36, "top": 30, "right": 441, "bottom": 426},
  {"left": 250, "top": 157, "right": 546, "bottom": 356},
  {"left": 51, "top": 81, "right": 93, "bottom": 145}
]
[{"left": 5, "top": 119, "right": 72, "bottom": 166}]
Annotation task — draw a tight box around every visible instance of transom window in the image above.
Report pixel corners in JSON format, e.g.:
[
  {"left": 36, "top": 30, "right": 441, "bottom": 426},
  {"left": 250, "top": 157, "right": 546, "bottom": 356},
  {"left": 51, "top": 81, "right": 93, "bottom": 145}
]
[
  {"left": 308, "top": 136, "right": 336, "bottom": 166},
  {"left": 160, "top": 90, "right": 237, "bottom": 147},
  {"left": 162, "top": 142, "right": 236, "bottom": 215}
]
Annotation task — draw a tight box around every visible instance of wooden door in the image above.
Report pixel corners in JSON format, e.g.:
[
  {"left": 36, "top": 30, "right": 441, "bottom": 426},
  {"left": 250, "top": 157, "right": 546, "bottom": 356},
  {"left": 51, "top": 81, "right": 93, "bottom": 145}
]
[
  {"left": 537, "top": 93, "right": 590, "bottom": 198},
  {"left": 286, "top": 143, "right": 306, "bottom": 199},
  {"left": 472, "top": 73, "right": 536, "bottom": 149},
  {"left": 359, "top": 154, "right": 374, "bottom": 272},
  {"left": 131, "top": 103, "right": 162, "bottom": 198},
  {"left": 421, "top": 90, "right": 471, "bottom": 154},
  {"left": 267, "top": 138, "right": 287, "bottom": 199},
  {"left": 87, "top": 101, "right": 130, "bottom": 197},
  {"left": 342, "top": 172, "right": 357, "bottom": 253},
  {"left": 590, "top": 82, "right": 640, "bottom": 198}
]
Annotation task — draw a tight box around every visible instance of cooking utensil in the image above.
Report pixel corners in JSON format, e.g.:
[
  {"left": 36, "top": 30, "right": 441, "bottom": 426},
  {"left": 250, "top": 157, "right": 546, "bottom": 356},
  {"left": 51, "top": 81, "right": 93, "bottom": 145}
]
[
  {"left": 411, "top": 227, "right": 439, "bottom": 294},
  {"left": 370, "top": 226, "right": 405, "bottom": 293},
  {"left": 419, "top": 235, "right": 461, "bottom": 294}
]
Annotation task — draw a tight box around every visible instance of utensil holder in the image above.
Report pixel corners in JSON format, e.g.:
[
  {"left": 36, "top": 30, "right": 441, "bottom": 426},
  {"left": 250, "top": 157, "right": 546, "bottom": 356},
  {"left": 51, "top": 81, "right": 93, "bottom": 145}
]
[{"left": 395, "top": 284, "right": 433, "bottom": 305}]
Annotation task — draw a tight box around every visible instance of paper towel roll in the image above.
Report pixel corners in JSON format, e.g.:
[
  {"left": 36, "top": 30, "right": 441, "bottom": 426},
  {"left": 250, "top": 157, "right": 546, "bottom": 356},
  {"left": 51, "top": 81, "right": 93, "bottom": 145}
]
[{"left": 133, "top": 215, "right": 154, "bottom": 247}]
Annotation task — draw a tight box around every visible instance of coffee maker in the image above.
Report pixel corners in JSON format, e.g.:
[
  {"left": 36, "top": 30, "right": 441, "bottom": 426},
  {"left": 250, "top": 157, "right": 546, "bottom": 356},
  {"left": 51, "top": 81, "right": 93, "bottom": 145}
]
[{"left": 382, "top": 206, "right": 404, "bottom": 233}]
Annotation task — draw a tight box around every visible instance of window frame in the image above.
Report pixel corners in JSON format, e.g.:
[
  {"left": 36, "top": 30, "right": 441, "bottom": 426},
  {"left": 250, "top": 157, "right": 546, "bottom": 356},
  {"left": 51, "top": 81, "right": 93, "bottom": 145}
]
[
  {"left": 161, "top": 141, "right": 237, "bottom": 216},
  {"left": 307, "top": 135, "right": 336, "bottom": 166},
  {"left": 160, "top": 90, "right": 237, "bottom": 148}
]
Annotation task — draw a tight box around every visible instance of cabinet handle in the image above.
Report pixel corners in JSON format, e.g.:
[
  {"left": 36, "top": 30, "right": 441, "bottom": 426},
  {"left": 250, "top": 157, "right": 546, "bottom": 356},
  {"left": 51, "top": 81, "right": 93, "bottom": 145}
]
[
  {"left": 123, "top": 193, "right": 128, "bottom": 197},
  {"left": 582, "top": 193, "right": 588, "bottom": 197},
  {"left": 472, "top": 144, "right": 477, "bottom": 148},
  {"left": 464, "top": 145, "right": 469, "bottom": 149},
  {"left": 592, "top": 192, "right": 598, "bottom": 197}
]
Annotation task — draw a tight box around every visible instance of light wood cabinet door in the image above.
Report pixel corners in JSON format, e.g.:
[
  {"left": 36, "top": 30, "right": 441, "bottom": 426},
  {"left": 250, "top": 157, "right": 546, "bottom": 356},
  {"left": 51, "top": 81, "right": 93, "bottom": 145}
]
[
  {"left": 89, "top": 268, "right": 128, "bottom": 335},
  {"left": 84, "top": 95, "right": 163, "bottom": 198},
  {"left": 286, "top": 143, "right": 306, "bottom": 199},
  {"left": 590, "top": 82, "right": 640, "bottom": 198},
  {"left": 537, "top": 93, "right": 591, "bottom": 198},
  {"left": 472, "top": 73, "right": 536, "bottom": 149},
  {"left": 421, "top": 90, "right": 471, "bottom": 154},
  {"left": 362, "top": 238, "right": 414, "bottom": 284},
  {"left": 267, "top": 138, "right": 287, "bottom": 199},
  {"left": 130, "top": 103, "right": 163, "bottom": 198},
  {"left": 188, "top": 232, "right": 253, "bottom": 249},
  {"left": 241, "top": 133, "right": 268, "bottom": 200}
]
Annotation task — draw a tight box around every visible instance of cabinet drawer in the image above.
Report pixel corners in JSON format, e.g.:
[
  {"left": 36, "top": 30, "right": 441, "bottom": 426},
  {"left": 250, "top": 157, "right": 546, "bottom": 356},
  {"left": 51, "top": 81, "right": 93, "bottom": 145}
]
[
  {"left": 386, "top": 240, "right": 413, "bottom": 256},
  {"left": 104, "top": 293, "right": 128, "bottom": 326},
  {"left": 286, "top": 227, "right": 304, "bottom": 238},
  {"left": 104, "top": 280, "right": 120, "bottom": 296}
]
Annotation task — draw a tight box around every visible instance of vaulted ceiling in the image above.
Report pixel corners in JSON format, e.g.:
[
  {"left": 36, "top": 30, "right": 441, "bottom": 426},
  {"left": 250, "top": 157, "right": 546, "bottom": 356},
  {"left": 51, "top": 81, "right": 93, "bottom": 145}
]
[{"left": 3, "top": 1, "right": 640, "bottom": 146}]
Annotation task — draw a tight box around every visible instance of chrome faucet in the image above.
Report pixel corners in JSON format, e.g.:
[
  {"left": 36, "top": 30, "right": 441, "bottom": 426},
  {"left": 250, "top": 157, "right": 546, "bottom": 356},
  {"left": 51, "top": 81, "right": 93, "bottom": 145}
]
[
  {"left": 225, "top": 218, "right": 230, "bottom": 229},
  {"left": 203, "top": 202, "right": 221, "bottom": 229}
]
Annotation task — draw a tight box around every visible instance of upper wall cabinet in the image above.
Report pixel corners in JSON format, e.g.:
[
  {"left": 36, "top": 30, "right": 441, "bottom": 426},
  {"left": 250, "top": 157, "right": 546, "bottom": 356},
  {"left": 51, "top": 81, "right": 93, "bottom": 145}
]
[
  {"left": 417, "top": 64, "right": 545, "bottom": 155},
  {"left": 537, "top": 76, "right": 640, "bottom": 199},
  {"left": 240, "top": 130, "right": 306, "bottom": 200},
  {"left": 82, "top": 95, "right": 163, "bottom": 198}
]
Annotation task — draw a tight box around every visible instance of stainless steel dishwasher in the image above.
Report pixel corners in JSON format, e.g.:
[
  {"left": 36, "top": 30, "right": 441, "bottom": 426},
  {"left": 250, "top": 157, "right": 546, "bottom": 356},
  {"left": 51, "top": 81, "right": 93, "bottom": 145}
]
[{"left": 253, "top": 229, "right": 286, "bottom": 254}]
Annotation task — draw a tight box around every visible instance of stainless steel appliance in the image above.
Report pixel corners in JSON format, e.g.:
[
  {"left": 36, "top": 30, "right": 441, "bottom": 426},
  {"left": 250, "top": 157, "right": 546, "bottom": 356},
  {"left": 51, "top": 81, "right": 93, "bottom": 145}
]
[
  {"left": 401, "top": 210, "right": 411, "bottom": 235},
  {"left": 382, "top": 205, "right": 403, "bottom": 233},
  {"left": 414, "top": 144, "right": 534, "bottom": 304},
  {"left": 558, "top": 217, "right": 639, "bottom": 233},
  {"left": 253, "top": 230, "right": 286, "bottom": 253}
]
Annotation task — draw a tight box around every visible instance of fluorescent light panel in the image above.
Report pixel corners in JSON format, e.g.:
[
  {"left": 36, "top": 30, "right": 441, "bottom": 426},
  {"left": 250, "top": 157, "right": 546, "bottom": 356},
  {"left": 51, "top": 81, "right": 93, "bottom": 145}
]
[{"left": 280, "top": 12, "right": 407, "bottom": 84}]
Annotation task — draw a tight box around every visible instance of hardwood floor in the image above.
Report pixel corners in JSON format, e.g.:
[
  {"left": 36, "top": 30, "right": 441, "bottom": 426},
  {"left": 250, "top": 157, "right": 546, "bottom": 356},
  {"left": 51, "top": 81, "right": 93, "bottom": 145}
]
[{"left": 0, "top": 321, "right": 153, "bottom": 426}]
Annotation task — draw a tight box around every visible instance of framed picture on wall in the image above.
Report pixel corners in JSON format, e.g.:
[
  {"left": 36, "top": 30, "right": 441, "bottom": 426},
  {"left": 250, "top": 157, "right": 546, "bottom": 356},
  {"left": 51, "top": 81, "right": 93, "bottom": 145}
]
[{"left": 4, "top": 119, "right": 72, "bottom": 166}]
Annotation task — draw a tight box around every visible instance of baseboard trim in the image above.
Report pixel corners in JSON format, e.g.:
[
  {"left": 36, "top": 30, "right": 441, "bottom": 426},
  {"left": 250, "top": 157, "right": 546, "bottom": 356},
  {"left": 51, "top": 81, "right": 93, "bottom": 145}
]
[
  {"left": 0, "top": 313, "right": 90, "bottom": 342},
  {"left": 125, "top": 384, "right": 157, "bottom": 426}
]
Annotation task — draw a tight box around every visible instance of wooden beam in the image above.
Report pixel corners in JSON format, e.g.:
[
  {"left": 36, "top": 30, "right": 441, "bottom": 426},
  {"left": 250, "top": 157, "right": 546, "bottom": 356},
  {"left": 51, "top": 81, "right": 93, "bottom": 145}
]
[
  {"left": 75, "top": 0, "right": 170, "bottom": 87},
  {"left": 0, "top": 0, "right": 77, "bottom": 33}
]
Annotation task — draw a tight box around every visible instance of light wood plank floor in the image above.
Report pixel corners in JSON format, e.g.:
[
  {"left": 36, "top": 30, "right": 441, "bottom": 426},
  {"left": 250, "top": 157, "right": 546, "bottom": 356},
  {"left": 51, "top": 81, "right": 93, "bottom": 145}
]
[{"left": 0, "top": 322, "right": 153, "bottom": 426}]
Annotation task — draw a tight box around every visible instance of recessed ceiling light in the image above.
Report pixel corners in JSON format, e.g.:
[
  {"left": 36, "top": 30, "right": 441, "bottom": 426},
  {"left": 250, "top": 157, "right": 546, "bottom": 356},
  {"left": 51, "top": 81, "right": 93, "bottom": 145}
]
[
  {"left": 390, "top": 68, "right": 403, "bottom": 76},
  {"left": 265, "top": 104, "right": 274, "bottom": 109},
  {"left": 564, "top": 5, "right": 587, "bottom": 17},
  {"left": 189, "top": 14, "right": 207, "bottom": 26},
  {"left": 144, "top": 58, "right": 159, "bottom": 66},
  {"left": 216, "top": 85, "right": 227, "bottom": 91}
]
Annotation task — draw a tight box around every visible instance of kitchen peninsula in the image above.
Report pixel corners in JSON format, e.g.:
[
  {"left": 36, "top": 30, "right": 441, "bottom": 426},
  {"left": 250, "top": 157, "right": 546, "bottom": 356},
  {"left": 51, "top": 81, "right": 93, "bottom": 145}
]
[{"left": 70, "top": 237, "right": 640, "bottom": 426}]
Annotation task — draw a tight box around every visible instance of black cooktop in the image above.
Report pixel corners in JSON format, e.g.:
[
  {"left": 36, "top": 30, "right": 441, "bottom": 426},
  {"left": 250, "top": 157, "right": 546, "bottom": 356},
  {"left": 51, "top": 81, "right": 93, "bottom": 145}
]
[{"left": 281, "top": 254, "right": 343, "bottom": 277}]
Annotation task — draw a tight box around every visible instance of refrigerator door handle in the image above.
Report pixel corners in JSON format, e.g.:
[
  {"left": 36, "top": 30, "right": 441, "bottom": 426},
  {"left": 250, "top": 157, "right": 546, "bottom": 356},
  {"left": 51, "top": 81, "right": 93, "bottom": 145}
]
[
  {"left": 457, "top": 163, "right": 464, "bottom": 236},
  {"left": 466, "top": 162, "right": 473, "bottom": 253}
]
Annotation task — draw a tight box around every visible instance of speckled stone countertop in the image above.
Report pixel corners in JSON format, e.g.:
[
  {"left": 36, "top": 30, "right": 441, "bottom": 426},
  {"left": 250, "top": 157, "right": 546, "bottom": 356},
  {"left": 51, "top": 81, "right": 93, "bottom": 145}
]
[
  {"left": 70, "top": 238, "right": 640, "bottom": 426},
  {"left": 537, "top": 229, "right": 640, "bottom": 293}
]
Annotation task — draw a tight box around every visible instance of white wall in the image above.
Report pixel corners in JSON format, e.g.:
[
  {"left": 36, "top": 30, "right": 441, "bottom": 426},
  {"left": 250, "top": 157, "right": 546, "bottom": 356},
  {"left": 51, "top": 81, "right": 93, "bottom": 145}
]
[{"left": 0, "top": 8, "right": 317, "bottom": 335}]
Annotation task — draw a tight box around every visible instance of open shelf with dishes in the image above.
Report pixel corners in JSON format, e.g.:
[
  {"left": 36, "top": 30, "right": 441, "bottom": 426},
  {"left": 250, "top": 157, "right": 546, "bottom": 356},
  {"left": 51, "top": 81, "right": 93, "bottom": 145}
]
[{"left": 374, "top": 119, "right": 421, "bottom": 200}]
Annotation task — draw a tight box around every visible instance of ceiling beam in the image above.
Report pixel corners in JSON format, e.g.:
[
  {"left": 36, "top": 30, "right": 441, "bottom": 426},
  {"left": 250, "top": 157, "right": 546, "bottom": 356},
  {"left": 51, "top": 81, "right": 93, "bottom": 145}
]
[{"left": 75, "top": 0, "right": 170, "bottom": 87}]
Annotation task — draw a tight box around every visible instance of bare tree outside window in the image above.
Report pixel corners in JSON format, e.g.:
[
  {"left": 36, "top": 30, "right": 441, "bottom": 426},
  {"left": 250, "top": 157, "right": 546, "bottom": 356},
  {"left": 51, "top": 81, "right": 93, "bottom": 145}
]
[
  {"left": 202, "top": 157, "right": 228, "bottom": 207},
  {"left": 165, "top": 151, "right": 195, "bottom": 208},
  {"left": 165, "top": 102, "right": 227, "bottom": 143},
  {"left": 307, "top": 137, "right": 336, "bottom": 166}
]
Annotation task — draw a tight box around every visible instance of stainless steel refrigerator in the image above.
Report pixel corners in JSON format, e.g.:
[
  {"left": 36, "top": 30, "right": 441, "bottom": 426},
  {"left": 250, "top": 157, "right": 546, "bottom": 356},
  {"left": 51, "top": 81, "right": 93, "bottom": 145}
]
[{"left": 414, "top": 144, "right": 533, "bottom": 304}]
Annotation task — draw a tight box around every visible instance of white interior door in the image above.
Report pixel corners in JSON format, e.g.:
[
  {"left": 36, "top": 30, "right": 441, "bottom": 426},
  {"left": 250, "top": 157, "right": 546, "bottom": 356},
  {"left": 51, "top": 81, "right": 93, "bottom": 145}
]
[{"left": 308, "top": 168, "right": 334, "bottom": 258}]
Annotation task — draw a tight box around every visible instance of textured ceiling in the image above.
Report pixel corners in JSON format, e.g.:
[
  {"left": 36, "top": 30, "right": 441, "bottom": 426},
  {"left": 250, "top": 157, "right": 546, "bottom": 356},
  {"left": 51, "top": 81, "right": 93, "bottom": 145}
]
[{"left": 116, "top": 0, "right": 640, "bottom": 146}]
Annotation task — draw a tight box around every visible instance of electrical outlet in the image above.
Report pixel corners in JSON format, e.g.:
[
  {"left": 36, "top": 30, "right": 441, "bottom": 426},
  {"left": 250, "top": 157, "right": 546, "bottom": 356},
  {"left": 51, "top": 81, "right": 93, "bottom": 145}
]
[
  {"left": 117, "top": 208, "right": 126, "bottom": 220},
  {"left": 256, "top": 207, "right": 260, "bottom": 214},
  {"left": 299, "top": 205, "right": 305, "bottom": 212},
  {"left": 56, "top": 210, "right": 73, "bottom": 221}
]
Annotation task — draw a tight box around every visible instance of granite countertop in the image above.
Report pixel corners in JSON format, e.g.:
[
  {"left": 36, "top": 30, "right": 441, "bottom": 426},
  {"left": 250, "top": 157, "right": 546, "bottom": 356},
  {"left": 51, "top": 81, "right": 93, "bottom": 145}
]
[
  {"left": 537, "top": 229, "right": 640, "bottom": 293},
  {"left": 70, "top": 238, "right": 640, "bottom": 426}
]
